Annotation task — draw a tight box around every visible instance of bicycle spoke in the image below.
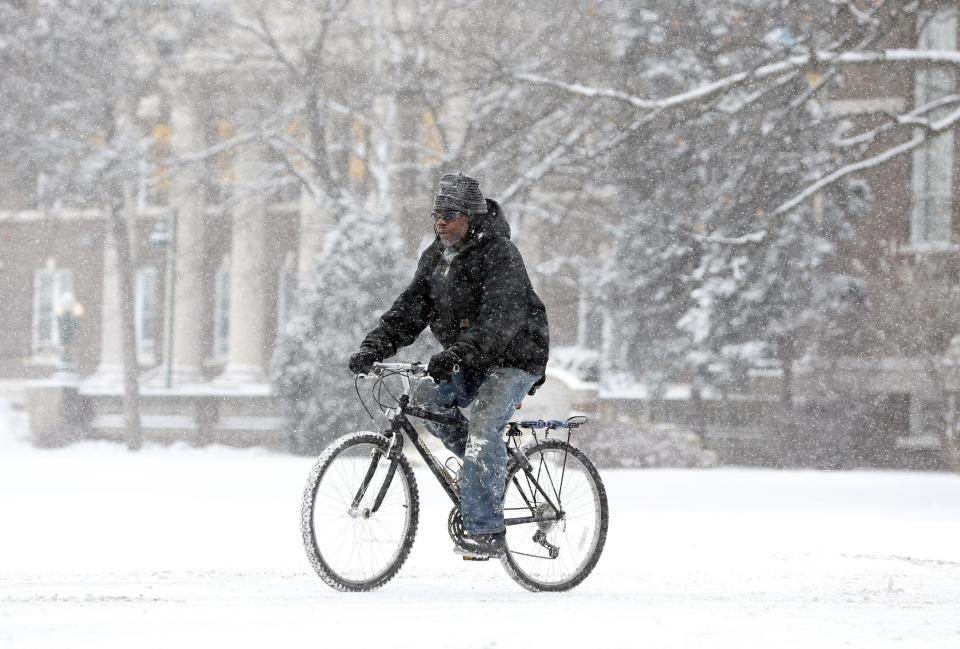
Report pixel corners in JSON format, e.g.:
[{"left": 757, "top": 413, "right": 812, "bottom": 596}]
[
  {"left": 305, "top": 437, "right": 416, "bottom": 588},
  {"left": 502, "top": 443, "right": 607, "bottom": 590}
]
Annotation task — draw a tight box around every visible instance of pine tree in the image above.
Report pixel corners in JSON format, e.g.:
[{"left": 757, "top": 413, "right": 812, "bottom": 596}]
[{"left": 272, "top": 212, "right": 409, "bottom": 454}]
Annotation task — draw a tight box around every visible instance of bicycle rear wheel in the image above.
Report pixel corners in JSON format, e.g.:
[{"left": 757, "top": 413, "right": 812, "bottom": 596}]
[
  {"left": 300, "top": 432, "right": 419, "bottom": 591},
  {"left": 501, "top": 438, "right": 608, "bottom": 591}
]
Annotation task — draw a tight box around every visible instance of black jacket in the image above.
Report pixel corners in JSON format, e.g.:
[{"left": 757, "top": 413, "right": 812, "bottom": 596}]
[{"left": 360, "top": 199, "right": 549, "bottom": 382}]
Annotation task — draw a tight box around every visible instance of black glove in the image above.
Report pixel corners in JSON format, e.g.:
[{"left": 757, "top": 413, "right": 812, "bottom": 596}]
[
  {"left": 427, "top": 349, "right": 460, "bottom": 383},
  {"left": 527, "top": 374, "right": 546, "bottom": 396},
  {"left": 348, "top": 348, "right": 381, "bottom": 375}
]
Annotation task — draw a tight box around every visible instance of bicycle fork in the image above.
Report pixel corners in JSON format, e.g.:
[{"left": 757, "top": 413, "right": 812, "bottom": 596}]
[{"left": 349, "top": 432, "right": 404, "bottom": 519}]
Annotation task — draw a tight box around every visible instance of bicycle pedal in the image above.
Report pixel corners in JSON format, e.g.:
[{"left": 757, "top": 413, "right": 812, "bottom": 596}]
[{"left": 461, "top": 555, "right": 491, "bottom": 562}]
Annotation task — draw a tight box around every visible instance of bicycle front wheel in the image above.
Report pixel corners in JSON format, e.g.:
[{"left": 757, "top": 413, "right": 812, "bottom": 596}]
[
  {"left": 300, "top": 432, "right": 419, "bottom": 591},
  {"left": 501, "top": 439, "right": 608, "bottom": 591}
]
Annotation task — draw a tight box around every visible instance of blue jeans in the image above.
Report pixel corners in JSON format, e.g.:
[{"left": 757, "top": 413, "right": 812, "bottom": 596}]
[{"left": 412, "top": 366, "right": 541, "bottom": 535}]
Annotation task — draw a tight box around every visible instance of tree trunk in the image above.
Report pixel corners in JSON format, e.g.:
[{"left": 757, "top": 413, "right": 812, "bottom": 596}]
[
  {"left": 109, "top": 197, "right": 143, "bottom": 450},
  {"left": 691, "top": 378, "right": 706, "bottom": 441},
  {"left": 781, "top": 356, "right": 794, "bottom": 413},
  {"left": 777, "top": 335, "right": 796, "bottom": 467},
  {"left": 945, "top": 393, "right": 960, "bottom": 472}
]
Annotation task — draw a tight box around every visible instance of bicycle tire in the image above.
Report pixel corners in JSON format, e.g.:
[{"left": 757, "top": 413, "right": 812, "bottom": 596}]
[
  {"left": 500, "top": 438, "right": 608, "bottom": 592},
  {"left": 300, "top": 431, "right": 419, "bottom": 591}
]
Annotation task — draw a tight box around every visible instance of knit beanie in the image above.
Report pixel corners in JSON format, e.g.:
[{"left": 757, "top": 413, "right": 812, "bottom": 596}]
[{"left": 433, "top": 172, "right": 487, "bottom": 216}]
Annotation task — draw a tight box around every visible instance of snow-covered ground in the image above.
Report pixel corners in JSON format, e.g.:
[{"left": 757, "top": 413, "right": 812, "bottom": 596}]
[{"left": 1, "top": 420, "right": 959, "bottom": 648}]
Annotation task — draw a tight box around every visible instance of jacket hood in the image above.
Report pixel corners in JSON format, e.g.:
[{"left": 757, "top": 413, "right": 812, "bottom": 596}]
[{"left": 470, "top": 198, "right": 510, "bottom": 242}]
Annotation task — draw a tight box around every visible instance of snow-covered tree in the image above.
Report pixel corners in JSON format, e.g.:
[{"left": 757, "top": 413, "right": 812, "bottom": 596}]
[
  {"left": 683, "top": 179, "right": 873, "bottom": 395},
  {"left": 521, "top": 1, "right": 949, "bottom": 377},
  {"left": 271, "top": 213, "right": 407, "bottom": 453}
]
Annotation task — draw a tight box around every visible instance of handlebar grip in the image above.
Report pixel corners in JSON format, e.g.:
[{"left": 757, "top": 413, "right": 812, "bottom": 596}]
[{"left": 452, "top": 363, "right": 461, "bottom": 374}]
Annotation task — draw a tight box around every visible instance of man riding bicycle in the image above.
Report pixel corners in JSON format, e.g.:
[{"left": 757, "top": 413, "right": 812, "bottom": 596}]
[{"left": 349, "top": 172, "right": 549, "bottom": 559}]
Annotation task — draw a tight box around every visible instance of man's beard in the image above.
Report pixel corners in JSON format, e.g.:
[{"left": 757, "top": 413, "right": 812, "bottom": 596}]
[{"left": 439, "top": 233, "right": 458, "bottom": 247}]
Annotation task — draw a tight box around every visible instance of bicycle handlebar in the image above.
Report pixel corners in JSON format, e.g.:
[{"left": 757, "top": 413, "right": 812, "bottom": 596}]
[
  {"left": 359, "top": 361, "right": 460, "bottom": 379},
  {"left": 357, "top": 362, "right": 426, "bottom": 379}
]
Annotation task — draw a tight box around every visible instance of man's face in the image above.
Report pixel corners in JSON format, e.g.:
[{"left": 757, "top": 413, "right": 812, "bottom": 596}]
[{"left": 435, "top": 212, "right": 469, "bottom": 247}]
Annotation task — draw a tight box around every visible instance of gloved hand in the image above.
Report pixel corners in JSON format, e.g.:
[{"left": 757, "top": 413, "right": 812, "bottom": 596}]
[
  {"left": 527, "top": 374, "right": 546, "bottom": 396},
  {"left": 348, "top": 348, "right": 381, "bottom": 375},
  {"left": 427, "top": 349, "right": 460, "bottom": 383}
]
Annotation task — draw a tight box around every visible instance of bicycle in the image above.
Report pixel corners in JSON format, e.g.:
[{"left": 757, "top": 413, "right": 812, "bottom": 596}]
[{"left": 300, "top": 361, "right": 609, "bottom": 592}]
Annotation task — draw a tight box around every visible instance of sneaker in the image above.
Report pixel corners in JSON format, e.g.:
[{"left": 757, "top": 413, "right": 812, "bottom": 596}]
[{"left": 454, "top": 532, "right": 506, "bottom": 559}]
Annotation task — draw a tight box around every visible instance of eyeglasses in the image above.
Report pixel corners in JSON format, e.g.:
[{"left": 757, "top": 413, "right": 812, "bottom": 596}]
[{"left": 431, "top": 210, "right": 466, "bottom": 223}]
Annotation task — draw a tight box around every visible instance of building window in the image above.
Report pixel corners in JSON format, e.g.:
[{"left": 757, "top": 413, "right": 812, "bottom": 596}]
[
  {"left": 135, "top": 267, "right": 160, "bottom": 365},
  {"left": 31, "top": 261, "right": 74, "bottom": 356},
  {"left": 213, "top": 256, "right": 231, "bottom": 361},
  {"left": 138, "top": 123, "right": 172, "bottom": 209},
  {"left": 349, "top": 118, "right": 367, "bottom": 183},
  {"left": 205, "top": 118, "right": 236, "bottom": 205},
  {"left": 276, "top": 252, "right": 298, "bottom": 334}
]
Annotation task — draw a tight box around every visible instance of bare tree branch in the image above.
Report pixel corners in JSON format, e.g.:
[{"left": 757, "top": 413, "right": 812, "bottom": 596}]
[{"left": 236, "top": 2, "right": 302, "bottom": 82}]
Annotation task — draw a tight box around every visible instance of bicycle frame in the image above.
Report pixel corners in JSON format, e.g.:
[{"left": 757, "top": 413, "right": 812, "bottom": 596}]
[{"left": 355, "top": 370, "right": 564, "bottom": 528}]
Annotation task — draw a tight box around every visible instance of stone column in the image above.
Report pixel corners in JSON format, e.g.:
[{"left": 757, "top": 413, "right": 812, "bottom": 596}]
[
  {"left": 156, "top": 78, "right": 206, "bottom": 386},
  {"left": 910, "top": 7, "right": 958, "bottom": 247},
  {"left": 214, "top": 134, "right": 268, "bottom": 386},
  {"left": 85, "top": 228, "right": 123, "bottom": 386},
  {"left": 366, "top": 86, "right": 425, "bottom": 257},
  {"left": 394, "top": 86, "right": 425, "bottom": 257}
]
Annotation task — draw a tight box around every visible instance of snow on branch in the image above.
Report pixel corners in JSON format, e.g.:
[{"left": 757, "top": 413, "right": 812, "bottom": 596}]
[
  {"left": 162, "top": 131, "right": 261, "bottom": 167},
  {"left": 695, "top": 230, "right": 768, "bottom": 245},
  {"left": 499, "top": 120, "right": 590, "bottom": 205},
  {"left": 931, "top": 104, "right": 960, "bottom": 131},
  {"left": 833, "top": 48, "right": 960, "bottom": 67},
  {"left": 775, "top": 99, "right": 960, "bottom": 216},
  {"left": 826, "top": 0, "right": 880, "bottom": 26},
  {"left": 516, "top": 49, "right": 960, "bottom": 113},
  {"left": 833, "top": 94, "right": 960, "bottom": 148},
  {"left": 516, "top": 59, "right": 798, "bottom": 111},
  {"left": 519, "top": 46, "right": 960, "bottom": 220},
  {"left": 774, "top": 135, "right": 924, "bottom": 216}
]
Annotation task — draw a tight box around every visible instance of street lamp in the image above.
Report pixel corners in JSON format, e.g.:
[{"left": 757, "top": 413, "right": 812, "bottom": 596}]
[{"left": 54, "top": 292, "right": 85, "bottom": 373}]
